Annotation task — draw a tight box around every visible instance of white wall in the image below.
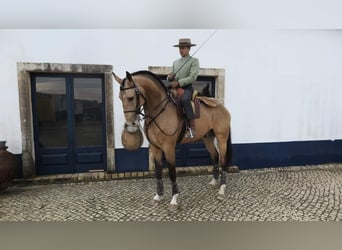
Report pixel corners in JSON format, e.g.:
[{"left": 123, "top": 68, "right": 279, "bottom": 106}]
[{"left": 0, "top": 29, "right": 341, "bottom": 153}]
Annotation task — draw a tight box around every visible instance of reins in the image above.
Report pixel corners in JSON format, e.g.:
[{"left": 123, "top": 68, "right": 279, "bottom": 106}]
[{"left": 143, "top": 95, "right": 181, "bottom": 137}]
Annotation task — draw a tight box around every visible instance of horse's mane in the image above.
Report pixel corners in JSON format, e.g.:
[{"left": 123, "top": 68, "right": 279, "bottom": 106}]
[{"left": 131, "top": 70, "right": 168, "bottom": 93}]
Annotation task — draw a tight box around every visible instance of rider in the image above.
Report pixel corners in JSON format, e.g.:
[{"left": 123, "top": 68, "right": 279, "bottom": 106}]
[{"left": 167, "top": 38, "right": 200, "bottom": 139}]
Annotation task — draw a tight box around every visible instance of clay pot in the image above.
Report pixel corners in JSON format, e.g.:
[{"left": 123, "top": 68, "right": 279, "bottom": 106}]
[
  {"left": 0, "top": 141, "right": 18, "bottom": 191},
  {"left": 121, "top": 128, "right": 144, "bottom": 151}
]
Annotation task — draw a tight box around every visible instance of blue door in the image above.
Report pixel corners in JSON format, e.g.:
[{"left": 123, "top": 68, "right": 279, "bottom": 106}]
[
  {"left": 160, "top": 76, "right": 216, "bottom": 167},
  {"left": 31, "top": 74, "right": 106, "bottom": 175}
]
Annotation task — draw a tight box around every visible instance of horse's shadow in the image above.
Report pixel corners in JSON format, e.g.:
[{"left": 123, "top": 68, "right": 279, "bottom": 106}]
[{"left": 0, "top": 186, "right": 32, "bottom": 196}]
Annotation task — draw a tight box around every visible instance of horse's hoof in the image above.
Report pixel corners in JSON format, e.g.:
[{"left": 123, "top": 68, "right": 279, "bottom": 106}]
[
  {"left": 169, "top": 194, "right": 179, "bottom": 211},
  {"left": 216, "top": 193, "right": 224, "bottom": 201},
  {"left": 208, "top": 179, "right": 218, "bottom": 189},
  {"left": 152, "top": 199, "right": 161, "bottom": 205},
  {"left": 228, "top": 166, "right": 240, "bottom": 173},
  {"left": 169, "top": 203, "right": 178, "bottom": 211},
  {"left": 217, "top": 184, "right": 226, "bottom": 201},
  {"left": 152, "top": 194, "right": 163, "bottom": 204}
]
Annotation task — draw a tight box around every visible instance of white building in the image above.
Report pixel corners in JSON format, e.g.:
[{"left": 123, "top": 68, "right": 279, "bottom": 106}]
[{"left": 0, "top": 29, "right": 341, "bottom": 178}]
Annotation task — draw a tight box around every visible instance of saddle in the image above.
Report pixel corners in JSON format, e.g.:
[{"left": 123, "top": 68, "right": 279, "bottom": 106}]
[
  {"left": 170, "top": 88, "right": 221, "bottom": 118},
  {"left": 168, "top": 88, "right": 199, "bottom": 118}
]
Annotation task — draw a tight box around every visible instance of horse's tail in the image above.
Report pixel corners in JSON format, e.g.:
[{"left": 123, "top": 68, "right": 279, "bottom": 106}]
[{"left": 226, "top": 127, "right": 233, "bottom": 167}]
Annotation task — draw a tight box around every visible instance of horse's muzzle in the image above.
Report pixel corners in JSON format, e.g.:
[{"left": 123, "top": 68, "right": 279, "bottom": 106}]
[{"left": 124, "top": 122, "right": 139, "bottom": 133}]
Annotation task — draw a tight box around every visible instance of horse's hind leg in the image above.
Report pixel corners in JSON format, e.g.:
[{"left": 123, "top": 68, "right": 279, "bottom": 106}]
[
  {"left": 215, "top": 131, "right": 231, "bottom": 201},
  {"left": 202, "top": 133, "right": 219, "bottom": 187},
  {"left": 151, "top": 145, "right": 164, "bottom": 203}
]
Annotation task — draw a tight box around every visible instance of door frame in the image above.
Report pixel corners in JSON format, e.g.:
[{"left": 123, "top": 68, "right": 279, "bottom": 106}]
[
  {"left": 30, "top": 73, "right": 107, "bottom": 175},
  {"left": 17, "top": 62, "right": 115, "bottom": 178}
]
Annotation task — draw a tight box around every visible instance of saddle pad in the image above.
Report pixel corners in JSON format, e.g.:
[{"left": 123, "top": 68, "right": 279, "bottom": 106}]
[{"left": 196, "top": 96, "right": 222, "bottom": 107}]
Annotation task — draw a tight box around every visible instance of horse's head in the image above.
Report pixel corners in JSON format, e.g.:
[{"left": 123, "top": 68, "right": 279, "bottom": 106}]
[{"left": 113, "top": 71, "right": 146, "bottom": 133}]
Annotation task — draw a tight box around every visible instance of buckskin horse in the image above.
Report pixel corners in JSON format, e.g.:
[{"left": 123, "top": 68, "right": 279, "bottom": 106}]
[{"left": 113, "top": 70, "right": 235, "bottom": 210}]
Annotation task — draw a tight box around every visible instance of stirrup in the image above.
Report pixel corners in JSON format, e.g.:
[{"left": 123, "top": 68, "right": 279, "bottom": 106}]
[{"left": 186, "top": 127, "right": 194, "bottom": 139}]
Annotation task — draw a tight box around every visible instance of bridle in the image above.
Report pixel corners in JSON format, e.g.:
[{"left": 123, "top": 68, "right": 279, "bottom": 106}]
[
  {"left": 119, "top": 76, "right": 180, "bottom": 137},
  {"left": 120, "top": 78, "right": 146, "bottom": 115}
]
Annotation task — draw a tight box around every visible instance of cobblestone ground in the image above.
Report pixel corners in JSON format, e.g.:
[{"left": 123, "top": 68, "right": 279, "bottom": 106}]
[{"left": 1, "top": 164, "right": 342, "bottom": 221}]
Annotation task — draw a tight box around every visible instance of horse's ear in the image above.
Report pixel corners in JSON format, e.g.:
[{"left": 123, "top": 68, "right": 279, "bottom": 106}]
[
  {"left": 126, "top": 71, "right": 133, "bottom": 81},
  {"left": 112, "top": 72, "right": 122, "bottom": 84}
]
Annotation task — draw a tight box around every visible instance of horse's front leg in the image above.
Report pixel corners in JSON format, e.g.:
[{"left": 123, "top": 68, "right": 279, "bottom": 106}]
[
  {"left": 151, "top": 145, "right": 164, "bottom": 203},
  {"left": 168, "top": 162, "right": 179, "bottom": 209},
  {"left": 164, "top": 148, "right": 179, "bottom": 210}
]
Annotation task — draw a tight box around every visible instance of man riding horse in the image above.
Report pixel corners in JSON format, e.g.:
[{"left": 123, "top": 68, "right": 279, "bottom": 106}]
[
  {"left": 167, "top": 38, "right": 199, "bottom": 139},
  {"left": 113, "top": 36, "right": 238, "bottom": 210}
]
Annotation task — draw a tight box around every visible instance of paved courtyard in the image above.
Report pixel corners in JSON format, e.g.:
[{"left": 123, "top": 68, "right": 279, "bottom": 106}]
[{"left": 1, "top": 164, "right": 342, "bottom": 221}]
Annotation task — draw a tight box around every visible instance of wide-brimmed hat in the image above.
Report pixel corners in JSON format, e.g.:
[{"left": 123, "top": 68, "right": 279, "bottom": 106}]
[{"left": 173, "top": 38, "right": 197, "bottom": 47}]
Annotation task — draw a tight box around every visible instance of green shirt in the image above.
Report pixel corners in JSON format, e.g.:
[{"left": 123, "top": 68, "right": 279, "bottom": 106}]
[{"left": 172, "top": 55, "right": 199, "bottom": 87}]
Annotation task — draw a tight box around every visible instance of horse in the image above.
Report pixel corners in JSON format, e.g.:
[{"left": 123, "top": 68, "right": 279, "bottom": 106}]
[{"left": 113, "top": 70, "right": 235, "bottom": 210}]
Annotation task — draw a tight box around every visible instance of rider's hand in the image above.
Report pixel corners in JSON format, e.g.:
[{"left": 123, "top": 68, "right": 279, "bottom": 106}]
[
  {"left": 171, "top": 81, "right": 180, "bottom": 88},
  {"left": 167, "top": 73, "right": 175, "bottom": 82}
]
